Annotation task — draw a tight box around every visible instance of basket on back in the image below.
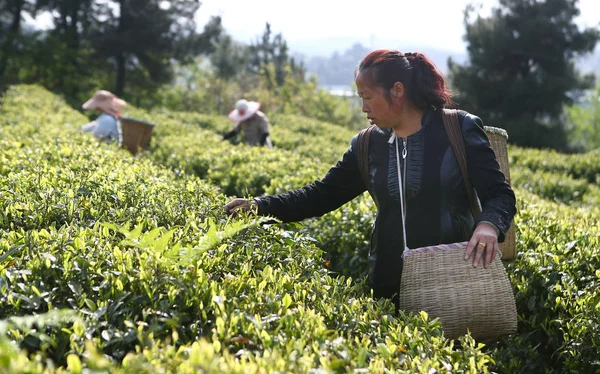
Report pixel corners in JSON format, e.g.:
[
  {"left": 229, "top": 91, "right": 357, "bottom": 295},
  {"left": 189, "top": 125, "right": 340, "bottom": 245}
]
[
  {"left": 120, "top": 116, "right": 155, "bottom": 155},
  {"left": 441, "top": 109, "right": 517, "bottom": 261},
  {"left": 398, "top": 242, "right": 518, "bottom": 341},
  {"left": 484, "top": 126, "right": 516, "bottom": 261}
]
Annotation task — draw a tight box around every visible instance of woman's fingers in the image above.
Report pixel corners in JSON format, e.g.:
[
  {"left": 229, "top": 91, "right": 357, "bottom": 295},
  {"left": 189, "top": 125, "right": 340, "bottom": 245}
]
[
  {"left": 465, "top": 235, "right": 479, "bottom": 261},
  {"left": 483, "top": 240, "right": 495, "bottom": 268},
  {"left": 484, "top": 240, "right": 500, "bottom": 268},
  {"left": 224, "top": 199, "right": 258, "bottom": 216},
  {"left": 472, "top": 241, "right": 486, "bottom": 268},
  {"left": 224, "top": 199, "right": 248, "bottom": 215}
]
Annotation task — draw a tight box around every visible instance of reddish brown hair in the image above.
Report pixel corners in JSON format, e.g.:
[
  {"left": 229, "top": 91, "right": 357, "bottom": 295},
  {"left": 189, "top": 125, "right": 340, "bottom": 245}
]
[{"left": 355, "top": 49, "right": 452, "bottom": 110}]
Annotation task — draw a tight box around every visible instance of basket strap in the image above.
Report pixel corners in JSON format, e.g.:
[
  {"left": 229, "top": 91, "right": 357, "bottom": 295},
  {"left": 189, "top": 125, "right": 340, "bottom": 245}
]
[{"left": 441, "top": 109, "right": 481, "bottom": 217}]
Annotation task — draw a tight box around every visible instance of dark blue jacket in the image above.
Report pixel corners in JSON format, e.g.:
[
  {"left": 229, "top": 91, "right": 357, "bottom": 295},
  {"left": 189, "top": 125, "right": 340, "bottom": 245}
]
[{"left": 255, "top": 109, "right": 516, "bottom": 298}]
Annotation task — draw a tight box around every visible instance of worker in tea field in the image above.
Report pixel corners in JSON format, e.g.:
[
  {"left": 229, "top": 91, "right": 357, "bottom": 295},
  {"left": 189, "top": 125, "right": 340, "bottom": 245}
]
[
  {"left": 225, "top": 50, "right": 516, "bottom": 305},
  {"left": 81, "top": 90, "right": 126, "bottom": 143},
  {"left": 222, "top": 99, "right": 273, "bottom": 148}
]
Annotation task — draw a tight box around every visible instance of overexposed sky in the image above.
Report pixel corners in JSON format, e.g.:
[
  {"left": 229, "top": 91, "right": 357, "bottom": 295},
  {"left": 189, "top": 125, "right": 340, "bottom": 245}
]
[
  {"left": 28, "top": 0, "right": 600, "bottom": 56},
  {"left": 195, "top": 0, "right": 600, "bottom": 54}
]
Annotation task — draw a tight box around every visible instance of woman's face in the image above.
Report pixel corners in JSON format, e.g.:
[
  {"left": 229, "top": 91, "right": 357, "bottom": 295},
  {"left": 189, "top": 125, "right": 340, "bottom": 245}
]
[{"left": 355, "top": 73, "right": 400, "bottom": 129}]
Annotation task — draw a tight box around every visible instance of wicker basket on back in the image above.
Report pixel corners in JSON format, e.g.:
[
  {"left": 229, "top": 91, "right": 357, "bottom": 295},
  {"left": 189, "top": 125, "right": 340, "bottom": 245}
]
[
  {"left": 485, "top": 126, "right": 516, "bottom": 261},
  {"left": 120, "top": 116, "right": 155, "bottom": 155}
]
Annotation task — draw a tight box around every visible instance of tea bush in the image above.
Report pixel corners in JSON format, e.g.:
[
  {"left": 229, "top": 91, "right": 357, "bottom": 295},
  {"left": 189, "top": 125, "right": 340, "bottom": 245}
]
[
  {"left": 2, "top": 84, "right": 600, "bottom": 373},
  {"left": 134, "top": 94, "right": 600, "bottom": 374},
  {"left": 510, "top": 146, "right": 600, "bottom": 185},
  {"left": 127, "top": 105, "right": 376, "bottom": 279},
  {"left": 490, "top": 190, "right": 600, "bottom": 373},
  {"left": 1, "top": 85, "right": 496, "bottom": 372},
  {"left": 122, "top": 88, "right": 600, "bottom": 373},
  {"left": 511, "top": 166, "right": 600, "bottom": 206}
]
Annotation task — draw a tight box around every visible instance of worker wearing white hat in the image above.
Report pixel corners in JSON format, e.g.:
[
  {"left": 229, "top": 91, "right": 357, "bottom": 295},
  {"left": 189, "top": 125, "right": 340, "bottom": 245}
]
[{"left": 222, "top": 99, "right": 273, "bottom": 148}]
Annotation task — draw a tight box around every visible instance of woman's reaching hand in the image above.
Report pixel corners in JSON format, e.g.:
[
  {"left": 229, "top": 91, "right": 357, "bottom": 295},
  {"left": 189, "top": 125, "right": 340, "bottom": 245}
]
[{"left": 224, "top": 198, "right": 258, "bottom": 217}]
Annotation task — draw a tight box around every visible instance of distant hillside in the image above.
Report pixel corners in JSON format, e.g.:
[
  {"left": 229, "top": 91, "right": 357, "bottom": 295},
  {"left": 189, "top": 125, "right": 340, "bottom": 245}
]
[
  {"left": 296, "top": 42, "right": 467, "bottom": 87},
  {"left": 294, "top": 42, "right": 599, "bottom": 88}
]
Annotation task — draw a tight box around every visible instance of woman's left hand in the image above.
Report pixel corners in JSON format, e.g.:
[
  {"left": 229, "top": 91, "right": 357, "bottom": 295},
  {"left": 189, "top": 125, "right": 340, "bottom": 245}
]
[{"left": 465, "top": 223, "right": 499, "bottom": 268}]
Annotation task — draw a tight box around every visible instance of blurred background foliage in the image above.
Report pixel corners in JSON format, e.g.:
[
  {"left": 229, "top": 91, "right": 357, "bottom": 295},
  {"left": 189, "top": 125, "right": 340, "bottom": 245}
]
[{"left": 0, "top": 0, "right": 599, "bottom": 150}]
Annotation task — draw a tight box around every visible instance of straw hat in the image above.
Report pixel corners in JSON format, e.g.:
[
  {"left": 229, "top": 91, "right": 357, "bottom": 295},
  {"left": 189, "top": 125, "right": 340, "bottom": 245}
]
[
  {"left": 82, "top": 90, "right": 127, "bottom": 117},
  {"left": 228, "top": 99, "right": 260, "bottom": 123}
]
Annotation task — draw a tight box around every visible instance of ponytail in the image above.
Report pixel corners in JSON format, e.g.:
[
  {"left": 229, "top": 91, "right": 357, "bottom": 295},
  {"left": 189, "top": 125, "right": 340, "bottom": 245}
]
[{"left": 356, "top": 49, "right": 453, "bottom": 110}]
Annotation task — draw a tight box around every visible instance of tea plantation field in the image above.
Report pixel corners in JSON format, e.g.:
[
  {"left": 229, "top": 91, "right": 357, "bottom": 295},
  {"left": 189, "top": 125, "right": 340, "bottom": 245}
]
[{"left": 1, "top": 85, "right": 599, "bottom": 373}]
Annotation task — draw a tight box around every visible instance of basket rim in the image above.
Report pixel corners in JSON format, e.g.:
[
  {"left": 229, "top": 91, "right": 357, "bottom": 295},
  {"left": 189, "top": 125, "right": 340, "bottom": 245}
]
[
  {"left": 120, "top": 116, "right": 156, "bottom": 126},
  {"left": 403, "top": 241, "right": 468, "bottom": 258},
  {"left": 484, "top": 126, "right": 508, "bottom": 139}
]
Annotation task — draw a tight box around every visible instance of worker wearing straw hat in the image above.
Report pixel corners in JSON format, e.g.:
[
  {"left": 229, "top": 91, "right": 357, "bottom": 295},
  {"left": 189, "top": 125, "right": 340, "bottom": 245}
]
[
  {"left": 81, "top": 90, "right": 127, "bottom": 143},
  {"left": 222, "top": 99, "right": 273, "bottom": 148}
]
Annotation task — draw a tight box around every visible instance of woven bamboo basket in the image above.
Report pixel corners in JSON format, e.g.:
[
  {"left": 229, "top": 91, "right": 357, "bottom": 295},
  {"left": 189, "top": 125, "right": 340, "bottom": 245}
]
[
  {"left": 484, "top": 126, "right": 516, "bottom": 261},
  {"left": 120, "top": 116, "right": 156, "bottom": 155},
  {"left": 398, "top": 242, "right": 517, "bottom": 341}
]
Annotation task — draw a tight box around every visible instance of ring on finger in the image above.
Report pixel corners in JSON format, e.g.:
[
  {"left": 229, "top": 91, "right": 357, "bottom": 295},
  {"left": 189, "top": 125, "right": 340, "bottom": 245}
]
[{"left": 477, "top": 242, "right": 487, "bottom": 248}]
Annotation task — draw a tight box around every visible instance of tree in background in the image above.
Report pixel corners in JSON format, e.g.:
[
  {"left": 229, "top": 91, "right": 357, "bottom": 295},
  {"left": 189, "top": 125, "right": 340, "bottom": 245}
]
[
  {"left": 210, "top": 34, "right": 248, "bottom": 81},
  {"left": 565, "top": 77, "right": 600, "bottom": 150},
  {"left": 448, "top": 0, "right": 599, "bottom": 150},
  {"left": 91, "top": 0, "right": 222, "bottom": 100},
  {"left": 0, "top": 0, "right": 221, "bottom": 105},
  {"left": 160, "top": 24, "right": 363, "bottom": 129},
  {"left": 37, "top": 0, "right": 98, "bottom": 99},
  {"left": 0, "top": 0, "right": 32, "bottom": 78},
  {"left": 246, "top": 23, "right": 305, "bottom": 89},
  {"left": 1, "top": 0, "right": 106, "bottom": 103}
]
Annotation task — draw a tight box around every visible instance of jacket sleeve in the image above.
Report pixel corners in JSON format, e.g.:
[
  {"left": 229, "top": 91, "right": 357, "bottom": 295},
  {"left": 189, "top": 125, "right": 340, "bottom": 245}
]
[
  {"left": 223, "top": 123, "right": 241, "bottom": 140},
  {"left": 81, "top": 121, "right": 97, "bottom": 133},
  {"left": 254, "top": 136, "right": 367, "bottom": 223},
  {"left": 462, "top": 113, "right": 517, "bottom": 242}
]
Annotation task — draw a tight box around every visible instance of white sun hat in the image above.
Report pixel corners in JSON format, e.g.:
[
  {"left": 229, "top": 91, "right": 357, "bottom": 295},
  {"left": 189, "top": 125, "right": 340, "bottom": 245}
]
[{"left": 228, "top": 99, "right": 260, "bottom": 123}]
